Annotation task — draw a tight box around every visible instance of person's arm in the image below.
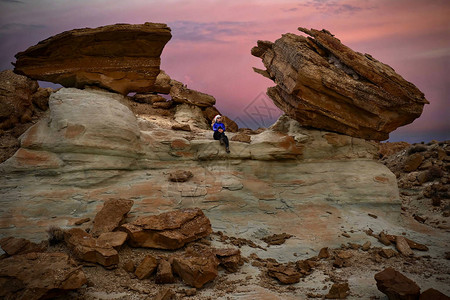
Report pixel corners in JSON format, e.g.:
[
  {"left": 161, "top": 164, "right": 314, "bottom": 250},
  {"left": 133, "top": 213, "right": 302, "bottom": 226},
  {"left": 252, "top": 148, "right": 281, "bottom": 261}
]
[{"left": 212, "top": 123, "right": 219, "bottom": 131}]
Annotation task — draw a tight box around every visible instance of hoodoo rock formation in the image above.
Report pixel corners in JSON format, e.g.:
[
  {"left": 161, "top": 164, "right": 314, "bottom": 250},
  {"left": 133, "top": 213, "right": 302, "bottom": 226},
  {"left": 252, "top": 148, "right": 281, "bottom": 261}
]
[
  {"left": 252, "top": 27, "right": 429, "bottom": 140},
  {"left": 14, "top": 23, "right": 171, "bottom": 95}
]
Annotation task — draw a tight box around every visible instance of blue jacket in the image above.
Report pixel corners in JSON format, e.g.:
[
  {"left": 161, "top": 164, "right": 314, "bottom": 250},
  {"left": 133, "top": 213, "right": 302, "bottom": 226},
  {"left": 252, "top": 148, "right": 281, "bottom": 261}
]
[{"left": 212, "top": 122, "right": 225, "bottom": 132}]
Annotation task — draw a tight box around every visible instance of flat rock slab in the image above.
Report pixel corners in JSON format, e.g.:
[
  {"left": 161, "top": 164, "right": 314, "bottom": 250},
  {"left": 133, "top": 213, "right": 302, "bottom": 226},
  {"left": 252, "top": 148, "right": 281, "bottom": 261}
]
[
  {"left": 91, "top": 199, "right": 134, "bottom": 237},
  {"left": 14, "top": 23, "right": 172, "bottom": 95},
  {"left": 64, "top": 228, "right": 119, "bottom": 266},
  {"left": 0, "top": 252, "right": 86, "bottom": 300},
  {"left": 375, "top": 267, "right": 421, "bottom": 300}
]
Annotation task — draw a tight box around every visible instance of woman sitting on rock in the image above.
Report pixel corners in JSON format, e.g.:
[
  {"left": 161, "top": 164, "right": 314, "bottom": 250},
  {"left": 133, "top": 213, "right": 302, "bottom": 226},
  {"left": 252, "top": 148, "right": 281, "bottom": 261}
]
[{"left": 212, "top": 115, "right": 230, "bottom": 153}]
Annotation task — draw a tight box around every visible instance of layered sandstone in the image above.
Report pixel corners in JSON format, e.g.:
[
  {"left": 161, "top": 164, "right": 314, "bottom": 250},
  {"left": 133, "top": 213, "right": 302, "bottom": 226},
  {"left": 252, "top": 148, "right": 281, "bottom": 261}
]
[
  {"left": 252, "top": 28, "right": 428, "bottom": 140},
  {"left": 14, "top": 23, "right": 171, "bottom": 95}
]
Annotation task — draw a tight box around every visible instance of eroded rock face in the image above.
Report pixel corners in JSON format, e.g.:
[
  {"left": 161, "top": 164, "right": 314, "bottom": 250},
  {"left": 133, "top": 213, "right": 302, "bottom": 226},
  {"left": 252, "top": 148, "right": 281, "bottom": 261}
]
[
  {"left": 0, "top": 252, "right": 86, "bottom": 300},
  {"left": 0, "top": 70, "right": 39, "bottom": 130},
  {"left": 14, "top": 23, "right": 171, "bottom": 95},
  {"left": 0, "top": 88, "right": 142, "bottom": 186},
  {"left": 120, "top": 208, "right": 212, "bottom": 249},
  {"left": 252, "top": 28, "right": 428, "bottom": 140}
]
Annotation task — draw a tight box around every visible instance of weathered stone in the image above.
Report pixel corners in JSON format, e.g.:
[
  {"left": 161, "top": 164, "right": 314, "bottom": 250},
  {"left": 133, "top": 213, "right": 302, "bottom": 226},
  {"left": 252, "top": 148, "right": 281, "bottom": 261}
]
[
  {"left": 231, "top": 133, "right": 251, "bottom": 143},
  {"left": 123, "top": 260, "right": 135, "bottom": 273},
  {"left": 91, "top": 198, "right": 134, "bottom": 237},
  {"left": 135, "top": 255, "right": 158, "bottom": 280},
  {"left": 325, "top": 282, "right": 350, "bottom": 299},
  {"left": 0, "top": 236, "right": 47, "bottom": 256},
  {"left": 375, "top": 267, "right": 421, "bottom": 300},
  {"left": 170, "top": 80, "right": 216, "bottom": 107},
  {"left": 0, "top": 252, "right": 86, "bottom": 300},
  {"left": 14, "top": 23, "right": 172, "bottom": 95},
  {"left": 169, "top": 170, "right": 193, "bottom": 182},
  {"left": 174, "top": 103, "right": 209, "bottom": 130},
  {"left": 261, "top": 233, "right": 293, "bottom": 245},
  {"left": 171, "top": 123, "right": 191, "bottom": 132},
  {"left": 379, "top": 232, "right": 392, "bottom": 246},
  {"left": 267, "top": 263, "right": 301, "bottom": 284},
  {"left": 296, "top": 260, "right": 313, "bottom": 275},
  {"left": 97, "top": 231, "right": 128, "bottom": 249},
  {"left": 318, "top": 247, "right": 330, "bottom": 259},
  {"left": 379, "top": 248, "right": 397, "bottom": 259},
  {"left": 213, "top": 248, "right": 243, "bottom": 272},
  {"left": 0, "top": 88, "right": 142, "bottom": 187},
  {"left": 252, "top": 28, "right": 428, "bottom": 140},
  {"left": 64, "top": 228, "right": 119, "bottom": 266},
  {"left": 404, "top": 153, "right": 424, "bottom": 172},
  {"left": 172, "top": 245, "right": 219, "bottom": 288},
  {"left": 31, "top": 87, "right": 52, "bottom": 111},
  {"left": 152, "top": 100, "right": 173, "bottom": 109},
  {"left": 133, "top": 93, "right": 166, "bottom": 104},
  {"left": 155, "top": 259, "right": 175, "bottom": 284},
  {"left": 385, "top": 234, "right": 429, "bottom": 251},
  {"left": 362, "top": 241, "right": 371, "bottom": 251},
  {"left": 395, "top": 236, "right": 414, "bottom": 256},
  {"left": 150, "top": 70, "right": 172, "bottom": 94},
  {"left": 154, "top": 288, "right": 176, "bottom": 300},
  {"left": 419, "top": 288, "right": 450, "bottom": 300},
  {"left": 74, "top": 217, "right": 91, "bottom": 225},
  {"left": 120, "top": 208, "right": 212, "bottom": 249},
  {"left": 0, "top": 70, "right": 38, "bottom": 130}
]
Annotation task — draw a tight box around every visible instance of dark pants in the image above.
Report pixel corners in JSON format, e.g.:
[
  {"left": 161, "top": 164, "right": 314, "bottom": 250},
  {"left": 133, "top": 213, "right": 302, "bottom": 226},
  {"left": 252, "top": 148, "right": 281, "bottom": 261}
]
[{"left": 213, "top": 131, "right": 229, "bottom": 148}]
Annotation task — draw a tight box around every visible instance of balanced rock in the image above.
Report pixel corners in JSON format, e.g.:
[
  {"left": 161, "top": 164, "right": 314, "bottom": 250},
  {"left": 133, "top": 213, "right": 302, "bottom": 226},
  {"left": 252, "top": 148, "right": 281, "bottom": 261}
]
[
  {"left": 172, "top": 245, "right": 219, "bottom": 288},
  {"left": 14, "top": 23, "right": 172, "bottom": 95},
  {"left": 374, "top": 267, "right": 420, "bottom": 300},
  {"left": 91, "top": 198, "right": 134, "bottom": 237},
  {"left": 0, "top": 70, "right": 38, "bottom": 130},
  {"left": 0, "top": 252, "right": 86, "bottom": 300},
  {"left": 120, "top": 208, "right": 212, "bottom": 249},
  {"left": 64, "top": 228, "right": 119, "bottom": 266},
  {"left": 252, "top": 28, "right": 428, "bottom": 140}
]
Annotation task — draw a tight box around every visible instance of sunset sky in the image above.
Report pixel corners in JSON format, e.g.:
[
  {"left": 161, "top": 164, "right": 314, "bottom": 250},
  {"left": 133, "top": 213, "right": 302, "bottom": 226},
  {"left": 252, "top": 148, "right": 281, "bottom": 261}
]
[{"left": 0, "top": 0, "right": 449, "bottom": 142}]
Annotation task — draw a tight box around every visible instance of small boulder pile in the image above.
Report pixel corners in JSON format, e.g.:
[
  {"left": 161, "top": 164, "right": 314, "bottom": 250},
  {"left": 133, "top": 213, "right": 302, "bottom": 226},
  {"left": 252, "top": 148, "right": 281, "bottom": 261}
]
[
  {"left": 380, "top": 141, "right": 450, "bottom": 227},
  {"left": 0, "top": 200, "right": 244, "bottom": 299}
]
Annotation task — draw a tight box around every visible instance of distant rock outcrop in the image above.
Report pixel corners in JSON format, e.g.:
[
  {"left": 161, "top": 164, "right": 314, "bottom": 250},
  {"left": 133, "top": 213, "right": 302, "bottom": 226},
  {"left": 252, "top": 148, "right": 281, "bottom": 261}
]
[
  {"left": 252, "top": 27, "right": 428, "bottom": 140},
  {"left": 13, "top": 23, "right": 172, "bottom": 95}
]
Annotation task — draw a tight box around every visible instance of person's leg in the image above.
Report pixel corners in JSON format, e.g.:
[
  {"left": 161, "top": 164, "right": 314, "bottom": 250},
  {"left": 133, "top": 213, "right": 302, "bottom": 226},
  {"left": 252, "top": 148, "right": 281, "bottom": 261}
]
[
  {"left": 221, "top": 134, "right": 230, "bottom": 153},
  {"left": 213, "top": 131, "right": 220, "bottom": 140}
]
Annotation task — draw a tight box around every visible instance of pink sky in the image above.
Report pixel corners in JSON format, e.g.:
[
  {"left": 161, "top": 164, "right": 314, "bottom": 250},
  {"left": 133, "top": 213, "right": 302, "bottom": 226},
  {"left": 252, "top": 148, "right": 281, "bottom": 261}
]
[{"left": 1, "top": 0, "right": 449, "bottom": 142}]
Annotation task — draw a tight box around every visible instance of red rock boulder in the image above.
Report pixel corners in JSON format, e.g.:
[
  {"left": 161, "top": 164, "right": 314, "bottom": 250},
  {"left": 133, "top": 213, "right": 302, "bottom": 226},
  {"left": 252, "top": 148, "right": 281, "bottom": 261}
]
[
  {"left": 14, "top": 23, "right": 172, "bottom": 95},
  {"left": 120, "top": 208, "right": 212, "bottom": 249}
]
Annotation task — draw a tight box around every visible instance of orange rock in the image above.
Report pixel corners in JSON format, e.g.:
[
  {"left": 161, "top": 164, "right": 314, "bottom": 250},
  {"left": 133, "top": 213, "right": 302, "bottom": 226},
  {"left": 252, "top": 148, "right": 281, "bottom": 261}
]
[
  {"left": 91, "top": 199, "right": 134, "bottom": 237},
  {"left": 14, "top": 23, "right": 171, "bottom": 95},
  {"left": 252, "top": 28, "right": 428, "bottom": 140},
  {"left": 120, "top": 208, "right": 212, "bottom": 249}
]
